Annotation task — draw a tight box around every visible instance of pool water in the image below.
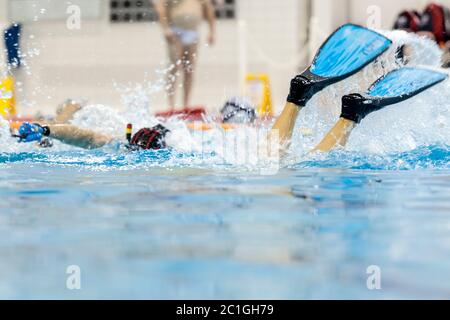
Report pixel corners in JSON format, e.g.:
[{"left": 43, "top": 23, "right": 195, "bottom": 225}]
[
  {"left": 1, "top": 30, "right": 449, "bottom": 300},
  {"left": 0, "top": 146, "right": 449, "bottom": 299}
]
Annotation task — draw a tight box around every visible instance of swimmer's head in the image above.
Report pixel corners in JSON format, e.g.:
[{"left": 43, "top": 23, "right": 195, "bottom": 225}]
[
  {"left": 220, "top": 97, "right": 257, "bottom": 124},
  {"left": 129, "top": 124, "right": 170, "bottom": 151}
]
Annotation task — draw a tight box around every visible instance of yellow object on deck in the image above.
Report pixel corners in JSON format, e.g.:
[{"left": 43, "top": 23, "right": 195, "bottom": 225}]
[
  {"left": 0, "top": 76, "right": 16, "bottom": 118},
  {"left": 245, "top": 74, "right": 273, "bottom": 117}
]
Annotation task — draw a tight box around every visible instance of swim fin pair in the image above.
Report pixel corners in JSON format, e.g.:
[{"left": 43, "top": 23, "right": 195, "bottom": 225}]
[{"left": 288, "top": 24, "right": 447, "bottom": 123}]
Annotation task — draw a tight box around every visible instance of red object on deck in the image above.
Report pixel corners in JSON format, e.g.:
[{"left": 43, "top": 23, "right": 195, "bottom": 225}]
[{"left": 155, "top": 107, "right": 206, "bottom": 121}]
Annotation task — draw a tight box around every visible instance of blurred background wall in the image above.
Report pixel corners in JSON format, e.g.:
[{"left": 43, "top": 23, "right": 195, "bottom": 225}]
[
  {"left": 0, "top": 0, "right": 306, "bottom": 115},
  {"left": 309, "top": 0, "right": 450, "bottom": 57},
  {"left": 0, "top": 0, "right": 449, "bottom": 116}
]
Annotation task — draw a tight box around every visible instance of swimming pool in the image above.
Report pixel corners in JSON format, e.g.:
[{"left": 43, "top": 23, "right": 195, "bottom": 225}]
[
  {"left": 0, "top": 146, "right": 449, "bottom": 299},
  {"left": 1, "top": 26, "right": 449, "bottom": 300}
]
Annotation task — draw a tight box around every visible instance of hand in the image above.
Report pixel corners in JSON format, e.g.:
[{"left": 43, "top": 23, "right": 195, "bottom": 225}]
[
  {"left": 18, "top": 123, "right": 50, "bottom": 143},
  {"left": 207, "top": 32, "right": 215, "bottom": 46},
  {"left": 164, "top": 28, "right": 177, "bottom": 44}
]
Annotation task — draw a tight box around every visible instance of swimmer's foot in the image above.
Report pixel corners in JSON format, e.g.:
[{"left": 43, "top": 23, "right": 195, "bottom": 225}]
[{"left": 340, "top": 93, "right": 385, "bottom": 124}]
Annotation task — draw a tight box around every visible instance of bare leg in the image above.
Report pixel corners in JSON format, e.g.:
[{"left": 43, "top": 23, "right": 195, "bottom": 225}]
[
  {"left": 312, "top": 118, "right": 356, "bottom": 153},
  {"left": 167, "top": 40, "right": 183, "bottom": 110},
  {"left": 182, "top": 43, "right": 198, "bottom": 108},
  {"left": 271, "top": 102, "right": 302, "bottom": 152},
  {"left": 167, "top": 65, "right": 178, "bottom": 110},
  {"left": 270, "top": 104, "right": 357, "bottom": 155}
]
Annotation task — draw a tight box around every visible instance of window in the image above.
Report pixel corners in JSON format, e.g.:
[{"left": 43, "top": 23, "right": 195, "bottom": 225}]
[
  {"left": 110, "top": 0, "right": 237, "bottom": 24},
  {"left": 110, "top": 0, "right": 157, "bottom": 23},
  {"left": 213, "top": 0, "right": 236, "bottom": 20}
]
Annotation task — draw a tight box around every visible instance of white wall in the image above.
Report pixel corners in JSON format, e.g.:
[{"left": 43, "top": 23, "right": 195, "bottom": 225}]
[
  {"left": 311, "top": 0, "right": 450, "bottom": 32},
  {"left": 0, "top": 0, "right": 307, "bottom": 116},
  {"left": 309, "top": 0, "right": 350, "bottom": 58},
  {"left": 308, "top": 0, "right": 450, "bottom": 67},
  {"left": 348, "top": 0, "right": 450, "bottom": 29}
]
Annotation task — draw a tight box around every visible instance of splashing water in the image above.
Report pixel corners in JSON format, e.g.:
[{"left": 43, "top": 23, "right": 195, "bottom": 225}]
[
  {"left": 289, "top": 30, "right": 449, "bottom": 167},
  {"left": 1, "top": 31, "right": 449, "bottom": 171},
  {"left": 0, "top": 118, "right": 13, "bottom": 147}
]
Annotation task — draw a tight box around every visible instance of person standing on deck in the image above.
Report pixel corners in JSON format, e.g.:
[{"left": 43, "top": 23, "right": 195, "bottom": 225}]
[{"left": 153, "top": 0, "right": 216, "bottom": 110}]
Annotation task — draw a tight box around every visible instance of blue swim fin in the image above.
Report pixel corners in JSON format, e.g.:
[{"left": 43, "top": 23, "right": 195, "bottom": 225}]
[
  {"left": 367, "top": 67, "right": 448, "bottom": 98},
  {"left": 341, "top": 67, "right": 448, "bottom": 123},
  {"left": 288, "top": 24, "right": 392, "bottom": 106}
]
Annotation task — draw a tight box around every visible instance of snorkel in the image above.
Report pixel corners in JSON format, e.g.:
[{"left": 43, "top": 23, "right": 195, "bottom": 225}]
[{"left": 126, "top": 123, "right": 133, "bottom": 143}]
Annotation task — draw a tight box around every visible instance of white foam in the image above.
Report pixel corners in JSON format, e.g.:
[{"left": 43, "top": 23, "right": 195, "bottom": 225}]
[
  {"left": 70, "top": 103, "right": 200, "bottom": 152},
  {"left": 71, "top": 104, "right": 126, "bottom": 138},
  {"left": 0, "top": 118, "right": 13, "bottom": 148}
]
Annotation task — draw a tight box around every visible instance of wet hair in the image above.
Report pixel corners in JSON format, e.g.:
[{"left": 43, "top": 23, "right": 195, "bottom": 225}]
[{"left": 129, "top": 124, "right": 170, "bottom": 150}]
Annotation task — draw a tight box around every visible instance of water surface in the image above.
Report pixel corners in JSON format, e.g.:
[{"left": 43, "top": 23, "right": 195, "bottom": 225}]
[{"left": 1, "top": 150, "right": 449, "bottom": 299}]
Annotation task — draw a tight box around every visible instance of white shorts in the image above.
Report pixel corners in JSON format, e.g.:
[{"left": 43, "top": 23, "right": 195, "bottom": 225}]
[{"left": 172, "top": 27, "right": 200, "bottom": 46}]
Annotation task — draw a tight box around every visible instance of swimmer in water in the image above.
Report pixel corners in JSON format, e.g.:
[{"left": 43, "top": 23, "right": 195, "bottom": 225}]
[
  {"left": 17, "top": 121, "right": 170, "bottom": 150},
  {"left": 16, "top": 65, "right": 448, "bottom": 153},
  {"left": 15, "top": 98, "right": 257, "bottom": 150},
  {"left": 15, "top": 25, "right": 447, "bottom": 152},
  {"left": 11, "top": 100, "right": 168, "bottom": 150}
]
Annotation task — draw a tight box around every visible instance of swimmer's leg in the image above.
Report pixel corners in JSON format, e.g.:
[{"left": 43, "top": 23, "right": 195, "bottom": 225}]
[
  {"left": 181, "top": 43, "right": 198, "bottom": 108},
  {"left": 311, "top": 118, "right": 356, "bottom": 152},
  {"left": 270, "top": 102, "right": 301, "bottom": 153},
  {"left": 166, "top": 40, "right": 183, "bottom": 110}
]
